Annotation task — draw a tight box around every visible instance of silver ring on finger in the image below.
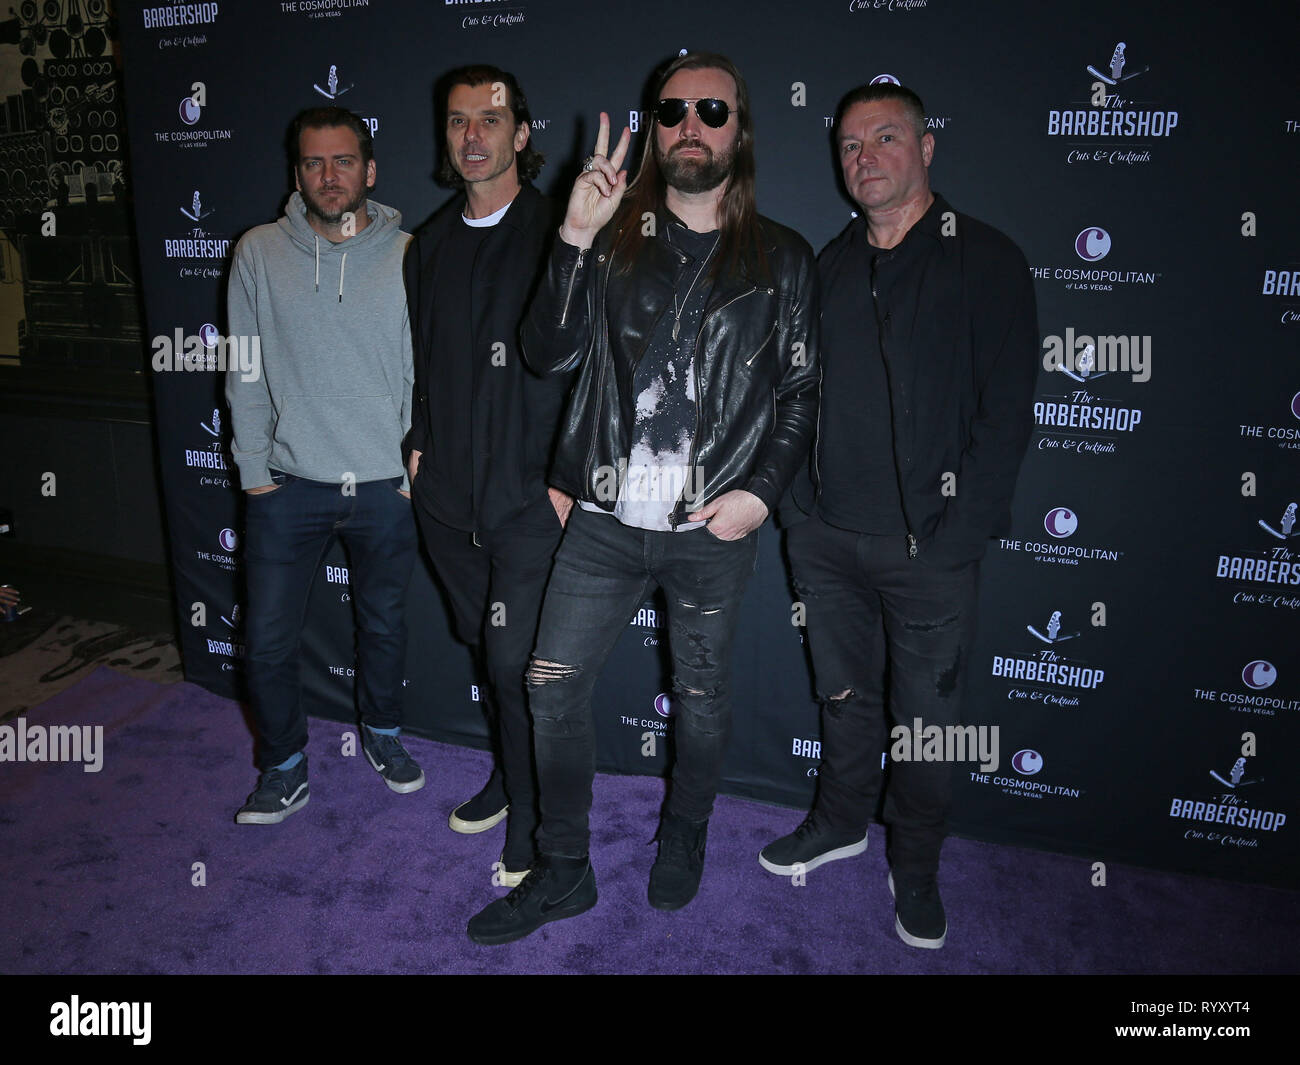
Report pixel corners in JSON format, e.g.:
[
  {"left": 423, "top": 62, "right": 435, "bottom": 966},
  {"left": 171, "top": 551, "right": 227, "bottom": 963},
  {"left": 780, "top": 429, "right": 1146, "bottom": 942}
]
[{"left": 582, "top": 156, "right": 596, "bottom": 172}]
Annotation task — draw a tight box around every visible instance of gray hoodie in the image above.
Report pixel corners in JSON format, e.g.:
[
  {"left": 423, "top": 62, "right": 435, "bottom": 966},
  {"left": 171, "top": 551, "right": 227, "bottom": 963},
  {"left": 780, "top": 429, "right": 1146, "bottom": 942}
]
[{"left": 225, "top": 193, "right": 413, "bottom": 490}]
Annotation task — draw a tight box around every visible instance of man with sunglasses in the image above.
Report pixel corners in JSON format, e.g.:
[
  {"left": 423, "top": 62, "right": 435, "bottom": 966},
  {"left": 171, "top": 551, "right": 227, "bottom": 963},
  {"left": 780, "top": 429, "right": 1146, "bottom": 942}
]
[
  {"left": 466, "top": 52, "right": 819, "bottom": 944},
  {"left": 761, "top": 82, "right": 1037, "bottom": 949}
]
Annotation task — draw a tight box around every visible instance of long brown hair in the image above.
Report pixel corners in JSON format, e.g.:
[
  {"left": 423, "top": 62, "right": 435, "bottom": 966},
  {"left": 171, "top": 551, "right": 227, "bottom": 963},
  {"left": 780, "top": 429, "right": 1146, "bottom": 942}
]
[{"left": 611, "top": 52, "right": 767, "bottom": 282}]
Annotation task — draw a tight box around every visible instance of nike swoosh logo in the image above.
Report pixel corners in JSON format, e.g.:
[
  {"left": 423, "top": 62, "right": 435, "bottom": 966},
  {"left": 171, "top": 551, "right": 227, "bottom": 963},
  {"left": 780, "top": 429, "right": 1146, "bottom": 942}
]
[{"left": 538, "top": 880, "right": 585, "bottom": 914}]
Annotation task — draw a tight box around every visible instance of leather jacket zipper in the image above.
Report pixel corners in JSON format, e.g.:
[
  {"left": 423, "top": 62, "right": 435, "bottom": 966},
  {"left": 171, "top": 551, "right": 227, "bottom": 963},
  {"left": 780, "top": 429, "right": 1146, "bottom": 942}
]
[{"left": 559, "top": 245, "right": 587, "bottom": 327}]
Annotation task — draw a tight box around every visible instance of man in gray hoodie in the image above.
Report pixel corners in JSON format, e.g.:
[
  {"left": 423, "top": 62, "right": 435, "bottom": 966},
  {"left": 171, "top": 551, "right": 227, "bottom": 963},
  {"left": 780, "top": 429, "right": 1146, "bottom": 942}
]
[{"left": 226, "top": 106, "right": 420, "bottom": 824}]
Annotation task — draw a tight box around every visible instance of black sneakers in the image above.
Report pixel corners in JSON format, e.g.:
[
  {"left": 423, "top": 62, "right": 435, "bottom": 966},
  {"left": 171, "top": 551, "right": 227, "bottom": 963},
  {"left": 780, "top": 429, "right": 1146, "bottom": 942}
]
[
  {"left": 235, "top": 757, "right": 310, "bottom": 824},
  {"left": 449, "top": 770, "right": 509, "bottom": 833},
  {"left": 647, "top": 814, "right": 709, "bottom": 910},
  {"left": 758, "top": 813, "right": 868, "bottom": 877},
  {"left": 361, "top": 727, "right": 425, "bottom": 794},
  {"left": 889, "top": 871, "right": 947, "bottom": 949},
  {"left": 468, "top": 855, "right": 597, "bottom": 945}
]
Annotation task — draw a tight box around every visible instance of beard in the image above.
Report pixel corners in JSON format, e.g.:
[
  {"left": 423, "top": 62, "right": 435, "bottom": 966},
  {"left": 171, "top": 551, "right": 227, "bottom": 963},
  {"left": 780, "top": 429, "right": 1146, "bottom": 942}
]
[
  {"left": 301, "top": 183, "right": 368, "bottom": 227},
  {"left": 658, "top": 137, "right": 736, "bottom": 195}
]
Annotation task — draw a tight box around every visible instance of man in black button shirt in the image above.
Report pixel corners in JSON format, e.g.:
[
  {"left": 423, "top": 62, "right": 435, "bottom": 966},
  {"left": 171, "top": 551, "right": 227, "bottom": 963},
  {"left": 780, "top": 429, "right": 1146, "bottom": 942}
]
[
  {"left": 404, "top": 66, "right": 570, "bottom": 886},
  {"left": 761, "top": 83, "right": 1038, "bottom": 949},
  {"left": 466, "top": 52, "right": 819, "bottom": 945}
]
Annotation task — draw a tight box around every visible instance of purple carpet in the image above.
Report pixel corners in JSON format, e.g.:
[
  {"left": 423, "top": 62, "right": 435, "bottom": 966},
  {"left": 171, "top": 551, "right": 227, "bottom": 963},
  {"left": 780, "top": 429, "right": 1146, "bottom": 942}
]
[{"left": 1, "top": 667, "right": 1295, "bottom": 974}]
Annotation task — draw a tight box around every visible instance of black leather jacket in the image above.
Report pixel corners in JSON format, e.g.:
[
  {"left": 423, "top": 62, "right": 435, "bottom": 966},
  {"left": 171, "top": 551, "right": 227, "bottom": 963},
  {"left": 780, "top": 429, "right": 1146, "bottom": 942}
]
[{"left": 521, "top": 208, "right": 820, "bottom": 527}]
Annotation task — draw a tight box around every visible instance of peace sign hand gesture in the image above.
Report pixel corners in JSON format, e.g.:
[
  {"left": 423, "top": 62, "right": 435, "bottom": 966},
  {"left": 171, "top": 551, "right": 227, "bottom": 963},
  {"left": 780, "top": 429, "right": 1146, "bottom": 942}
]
[{"left": 559, "top": 111, "right": 632, "bottom": 251}]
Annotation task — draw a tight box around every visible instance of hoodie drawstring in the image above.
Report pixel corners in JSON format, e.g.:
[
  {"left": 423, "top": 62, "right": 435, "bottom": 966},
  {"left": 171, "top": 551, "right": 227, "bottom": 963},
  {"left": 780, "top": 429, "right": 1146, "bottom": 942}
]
[
  {"left": 338, "top": 252, "right": 346, "bottom": 303},
  {"left": 311, "top": 232, "right": 347, "bottom": 302},
  {"left": 313, "top": 236, "right": 320, "bottom": 293}
]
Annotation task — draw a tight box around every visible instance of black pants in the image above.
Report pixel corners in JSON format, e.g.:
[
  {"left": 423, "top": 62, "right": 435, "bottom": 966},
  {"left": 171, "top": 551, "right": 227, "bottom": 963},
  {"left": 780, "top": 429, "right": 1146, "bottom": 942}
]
[
  {"left": 414, "top": 494, "right": 564, "bottom": 865},
  {"left": 527, "top": 506, "right": 759, "bottom": 857},
  {"left": 788, "top": 514, "right": 980, "bottom": 877}
]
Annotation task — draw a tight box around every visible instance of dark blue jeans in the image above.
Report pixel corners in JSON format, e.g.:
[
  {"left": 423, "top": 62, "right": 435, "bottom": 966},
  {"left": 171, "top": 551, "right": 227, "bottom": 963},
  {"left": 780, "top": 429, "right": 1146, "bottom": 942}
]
[
  {"left": 243, "top": 471, "right": 417, "bottom": 770},
  {"left": 787, "top": 514, "right": 980, "bottom": 877},
  {"left": 528, "top": 506, "right": 759, "bottom": 858}
]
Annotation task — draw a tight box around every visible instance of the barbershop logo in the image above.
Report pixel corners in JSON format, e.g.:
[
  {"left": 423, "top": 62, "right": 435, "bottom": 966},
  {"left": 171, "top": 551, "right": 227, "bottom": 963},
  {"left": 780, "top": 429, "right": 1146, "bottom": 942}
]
[
  {"left": 629, "top": 600, "right": 664, "bottom": 647},
  {"left": 306, "top": 67, "right": 380, "bottom": 135},
  {"left": 1049, "top": 41, "right": 1179, "bottom": 165},
  {"left": 1030, "top": 228, "right": 1160, "bottom": 293},
  {"left": 1033, "top": 377, "right": 1144, "bottom": 458},
  {"left": 848, "top": 1, "right": 930, "bottom": 13},
  {"left": 998, "top": 507, "right": 1123, "bottom": 567},
  {"left": 1086, "top": 42, "right": 1147, "bottom": 86},
  {"left": 206, "top": 603, "right": 246, "bottom": 662},
  {"left": 967, "top": 744, "right": 1082, "bottom": 801},
  {"left": 313, "top": 64, "right": 353, "bottom": 99},
  {"left": 1171, "top": 749, "right": 1286, "bottom": 850},
  {"left": 166, "top": 192, "right": 230, "bottom": 279},
  {"left": 446, "top": 0, "right": 529, "bottom": 31},
  {"left": 143, "top": 3, "right": 220, "bottom": 30},
  {"left": 993, "top": 608, "right": 1104, "bottom": 710},
  {"left": 186, "top": 410, "right": 232, "bottom": 489},
  {"left": 1263, "top": 268, "right": 1300, "bottom": 326},
  {"left": 1214, "top": 501, "right": 1300, "bottom": 612}
]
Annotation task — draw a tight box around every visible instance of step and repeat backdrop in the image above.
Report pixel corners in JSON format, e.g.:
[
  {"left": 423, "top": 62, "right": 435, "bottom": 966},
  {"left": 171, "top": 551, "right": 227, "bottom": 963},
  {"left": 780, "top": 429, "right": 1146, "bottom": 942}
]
[{"left": 119, "top": 0, "right": 1297, "bottom": 887}]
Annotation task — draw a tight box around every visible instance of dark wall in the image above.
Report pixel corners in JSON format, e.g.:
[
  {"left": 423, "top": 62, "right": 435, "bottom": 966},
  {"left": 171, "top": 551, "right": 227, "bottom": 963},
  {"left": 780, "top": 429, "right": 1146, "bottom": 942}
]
[{"left": 118, "top": 0, "right": 1299, "bottom": 888}]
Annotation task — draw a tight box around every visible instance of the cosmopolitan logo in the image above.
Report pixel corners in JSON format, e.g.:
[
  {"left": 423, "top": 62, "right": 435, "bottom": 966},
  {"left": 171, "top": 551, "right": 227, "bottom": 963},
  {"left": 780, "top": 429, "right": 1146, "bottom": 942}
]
[
  {"left": 196, "top": 527, "right": 238, "bottom": 571},
  {"left": 282, "top": 0, "right": 375, "bottom": 17},
  {"left": 821, "top": 77, "right": 951, "bottom": 130},
  {"left": 1193, "top": 663, "right": 1300, "bottom": 716},
  {"left": 999, "top": 508, "right": 1123, "bottom": 567},
  {"left": 1030, "top": 229, "right": 1160, "bottom": 292},
  {"left": 152, "top": 327, "right": 260, "bottom": 381},
  {"left": 968, "top": 746, "right": 1082, "bottom": 801},
  {"left": 1050, "top": 42, "right": 1178, "bottom": 165},
  {"left": 1237, "top": 393, "right": 1300, "bottom": 451},
  {"left": 154, "top": 88, "right": 232, "bottom": 147},
  {"left": 1216, "top": 502, "right": 1300, "bottom": 610},
  {"left": 143, "top": 3, "right": 219, "bottom": 28}
]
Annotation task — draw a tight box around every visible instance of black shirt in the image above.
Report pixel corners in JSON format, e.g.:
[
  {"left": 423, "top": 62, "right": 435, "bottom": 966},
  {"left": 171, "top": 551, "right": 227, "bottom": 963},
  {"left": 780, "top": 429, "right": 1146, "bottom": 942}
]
[{"left": 414, "top": 217, "right": 492, "bottom": 530}]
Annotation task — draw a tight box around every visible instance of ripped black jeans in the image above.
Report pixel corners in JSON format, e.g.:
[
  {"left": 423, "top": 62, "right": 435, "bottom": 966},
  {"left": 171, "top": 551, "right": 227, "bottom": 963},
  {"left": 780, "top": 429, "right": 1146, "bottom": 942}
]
[
  {"left": 527, "top": 506, "right": 759, "bottom": 858},
  {"left": 788, "top": 513, "right": 980, "bottom": 877}
]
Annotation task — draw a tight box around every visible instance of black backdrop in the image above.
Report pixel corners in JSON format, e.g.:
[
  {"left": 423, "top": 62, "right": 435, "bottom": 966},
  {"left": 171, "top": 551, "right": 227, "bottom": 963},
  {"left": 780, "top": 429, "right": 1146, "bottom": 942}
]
[{"left": 119, "top": 0, "right": 1298, "bottom": 888}]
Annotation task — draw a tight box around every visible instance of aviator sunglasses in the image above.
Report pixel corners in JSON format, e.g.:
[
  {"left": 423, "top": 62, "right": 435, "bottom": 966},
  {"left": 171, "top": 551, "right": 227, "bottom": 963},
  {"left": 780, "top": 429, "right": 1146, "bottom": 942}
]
[{"left": 655, "top": 98, "right": 735, "bottom": 129}]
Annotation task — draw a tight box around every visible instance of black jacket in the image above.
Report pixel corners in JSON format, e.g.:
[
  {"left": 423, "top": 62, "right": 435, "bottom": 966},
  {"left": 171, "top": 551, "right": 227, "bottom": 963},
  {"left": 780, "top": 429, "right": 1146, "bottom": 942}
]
[
  {"left": 403, "top": 184, "right": 570, "bottom": 532},
  {"left": 521, "top": 209, "right": 820, "bottom": 527},
  {"left": 786, "top": 192, "right": 1038, "bottom": 563}
]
